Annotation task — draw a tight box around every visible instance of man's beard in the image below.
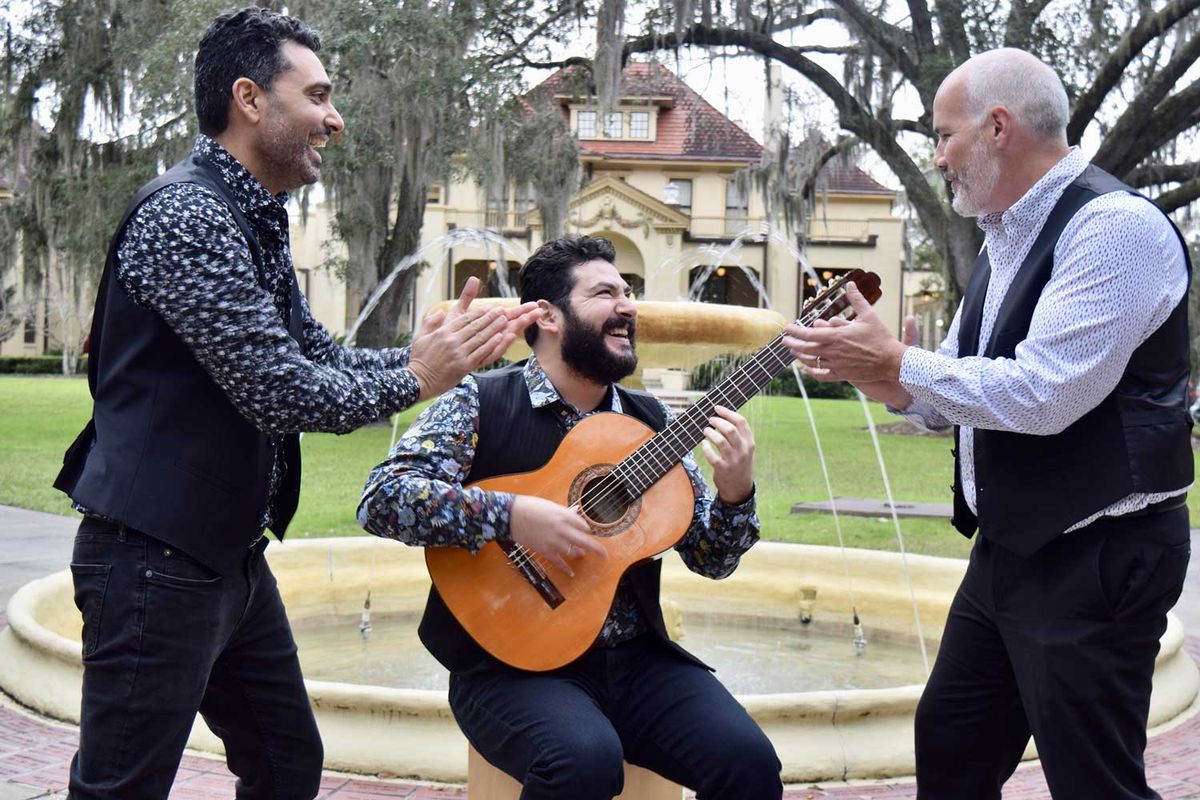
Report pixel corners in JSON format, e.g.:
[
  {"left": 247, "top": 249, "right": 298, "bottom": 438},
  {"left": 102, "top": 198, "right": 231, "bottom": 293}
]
[
  {"left": 260, "top": 117, "right": 321, "bottom": 192},
  {"left": 947, "top": 127, "right": 1000, "bottom": 218},
  {"left": 560, "top": 305, "right": 638, "bottom": 386}
]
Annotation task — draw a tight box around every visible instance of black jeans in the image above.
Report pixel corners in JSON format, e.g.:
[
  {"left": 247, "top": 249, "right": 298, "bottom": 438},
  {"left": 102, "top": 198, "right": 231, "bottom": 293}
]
[
  {"left": 914, "top": 506, "right": 1191, "bottom": 800},
  {"left": 449, "top": 635, "right": 782, "bottom": 800},
  {"left": 67, "top": 517, "right": 322, "bottom": 800}
]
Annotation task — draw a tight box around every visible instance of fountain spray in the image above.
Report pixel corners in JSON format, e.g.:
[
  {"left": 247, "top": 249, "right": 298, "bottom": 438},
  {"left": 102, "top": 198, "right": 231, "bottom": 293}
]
[
  {"left": 852, "top": 609, "right": 867, "bottom": 654},
  {"left": 359, "top": 591, "right": 373, "bottom": 639}
]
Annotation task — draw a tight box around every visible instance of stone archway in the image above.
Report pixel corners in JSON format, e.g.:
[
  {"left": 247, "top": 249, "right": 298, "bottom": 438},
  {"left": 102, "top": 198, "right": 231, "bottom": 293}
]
[{"left": 591, "top": 231, "right": 646, "bottom": 298}]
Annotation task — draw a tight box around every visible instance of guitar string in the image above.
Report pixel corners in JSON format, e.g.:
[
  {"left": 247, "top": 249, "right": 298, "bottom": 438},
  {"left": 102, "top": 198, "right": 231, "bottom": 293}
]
[
  {"left": 602, "top": 293, "right": 850, "bottom": 496},
  {"left": 503, "top": 278, "right": 875, "bottom": 588},
  {"left": 577, "top": 293, "right": 852, "bottom": 510},
  {"left": 614, "top": 296, "right": 845, "bottom": 491},
  {"left": 569, "top": 282, "right": 866, "bottom": 516},
  {"left": 611, "top": 332, "right": 800, "bottom": 493}
]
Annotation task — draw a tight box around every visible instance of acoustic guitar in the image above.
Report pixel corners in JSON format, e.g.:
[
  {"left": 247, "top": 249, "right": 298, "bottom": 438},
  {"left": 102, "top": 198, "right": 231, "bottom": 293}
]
[{"left": 426, "top": 269, "right": 882, "bottom": 671}]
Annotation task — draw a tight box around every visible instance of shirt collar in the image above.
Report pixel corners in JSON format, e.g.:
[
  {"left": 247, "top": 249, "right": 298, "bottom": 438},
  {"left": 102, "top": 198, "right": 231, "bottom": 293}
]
[
  {"left": 523, "top": 354, "right": 621, "bottom": 414},
  {"left": 193, "top": 135, "right": 288, "bottom": 217},
  {"left": 978, "top": 146, "right": 1088, "bottom": 239}
]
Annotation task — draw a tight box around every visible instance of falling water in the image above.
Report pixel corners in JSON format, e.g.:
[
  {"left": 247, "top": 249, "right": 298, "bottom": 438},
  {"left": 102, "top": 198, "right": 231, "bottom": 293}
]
[
  {"left": 341, "top": 228, "right": 529, "bottom": 637},
  {"left": 344, "top": 228, "right": 530, "bottom": 347},
  {"left": 789, "top": 360, "right": 864, "bottom": 653},
  {"left": 654, "top": 222, "right": 929, "bottom": 660},
  {"left": 857, "top": 390, "right": 932, "bottom": 676}
]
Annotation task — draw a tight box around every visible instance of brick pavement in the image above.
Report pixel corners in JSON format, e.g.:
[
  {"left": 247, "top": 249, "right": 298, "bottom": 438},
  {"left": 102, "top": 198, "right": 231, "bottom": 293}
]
[
  {"left": 2, "top": 620, "right": 1198, "bottom": 800},
  {"left": 3, "top": 505, "right": 1198, "bottom": 799}
]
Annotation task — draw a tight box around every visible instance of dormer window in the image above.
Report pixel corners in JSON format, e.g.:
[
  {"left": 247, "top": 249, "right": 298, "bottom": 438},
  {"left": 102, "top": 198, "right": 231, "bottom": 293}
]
[
  {"left": 604, "top": 113, "right": 623, "bottom": 138},
  {"left": 577, "top": 111, "right": 597, "bottom": 138},
  {"left": 629, "top": 112, "right": 649, "bottom": 138},
  {"left": 570, "top": 106, "right": 657, "bottom": 141}
]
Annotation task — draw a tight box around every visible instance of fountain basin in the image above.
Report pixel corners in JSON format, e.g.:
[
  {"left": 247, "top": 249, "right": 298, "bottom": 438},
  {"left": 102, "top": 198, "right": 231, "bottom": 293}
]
[{"left": 1, "top": 539, "right": 1196, "bottom": 783}]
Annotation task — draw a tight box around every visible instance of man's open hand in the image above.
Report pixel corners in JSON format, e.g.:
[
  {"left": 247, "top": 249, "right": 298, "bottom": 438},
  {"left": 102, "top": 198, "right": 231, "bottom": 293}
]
[{"left": 409, "top": 277, "right": 542, "bottom": 401}]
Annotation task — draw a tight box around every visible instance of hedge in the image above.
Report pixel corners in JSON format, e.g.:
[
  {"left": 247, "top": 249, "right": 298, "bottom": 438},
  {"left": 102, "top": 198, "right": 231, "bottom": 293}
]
[
  {"left": 0, "top": 356, "right": 87, "bottom": 375},
  {"left": 690, "top": 354, "right": 855, "bottom": 400}
]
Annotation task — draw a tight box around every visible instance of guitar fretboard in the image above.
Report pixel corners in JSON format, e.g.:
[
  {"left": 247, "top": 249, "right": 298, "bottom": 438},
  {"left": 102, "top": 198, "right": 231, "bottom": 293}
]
[{"left": 607, "top": 275, "right": 872, "bottom": 499}]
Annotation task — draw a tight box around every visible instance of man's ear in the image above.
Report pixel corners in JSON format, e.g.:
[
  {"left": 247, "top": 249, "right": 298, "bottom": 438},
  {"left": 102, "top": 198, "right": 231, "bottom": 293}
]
[
  {"left": 536, "top": 299, "right": 561, "bottom": 336},
  {"left": 230, "top": 77, "right": 265, "bottom": 126},
  {"left": 989, "top": 105, "right": 1015, "bottom": 150}
]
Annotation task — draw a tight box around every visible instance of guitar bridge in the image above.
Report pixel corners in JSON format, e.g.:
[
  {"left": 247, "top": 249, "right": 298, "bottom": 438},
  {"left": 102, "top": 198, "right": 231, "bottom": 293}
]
[{"left": 498, "top": 540, "right": 565, "bottom": 609}]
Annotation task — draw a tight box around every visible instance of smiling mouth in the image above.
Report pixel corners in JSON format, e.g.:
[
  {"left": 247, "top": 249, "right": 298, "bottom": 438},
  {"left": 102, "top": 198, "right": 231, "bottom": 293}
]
[{"left": 605, "top": 325, "right": 635, "bottom": 345}]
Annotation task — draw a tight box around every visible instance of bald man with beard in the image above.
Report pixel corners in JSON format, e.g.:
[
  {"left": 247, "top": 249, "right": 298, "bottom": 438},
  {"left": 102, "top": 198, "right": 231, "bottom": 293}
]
[{"left": 784, "top": 48, "right": 1192, "bottom": 800}]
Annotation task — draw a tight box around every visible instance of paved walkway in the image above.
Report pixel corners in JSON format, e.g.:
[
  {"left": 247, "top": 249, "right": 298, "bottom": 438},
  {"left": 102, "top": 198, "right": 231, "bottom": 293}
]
[{"left": 3, "top": 505, "right": 1200, "bottom": 799}]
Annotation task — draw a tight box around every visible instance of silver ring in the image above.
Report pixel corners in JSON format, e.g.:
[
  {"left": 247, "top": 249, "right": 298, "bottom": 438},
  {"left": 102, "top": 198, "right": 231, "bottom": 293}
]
[
  {"left": 816, "top": 356, "right": 822, "bottom": 370},
  {"left": 566, "top": 543, "right": 574, "bottom": 556}
]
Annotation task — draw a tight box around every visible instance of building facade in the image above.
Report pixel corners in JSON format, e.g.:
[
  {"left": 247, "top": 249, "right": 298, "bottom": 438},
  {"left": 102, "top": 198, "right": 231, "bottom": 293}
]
[
  {"left": 290, "top": 62, "right": 906, "bottom": 343},
  {"left": 1, "top": 63, "right": 908, "bottom": 364}
]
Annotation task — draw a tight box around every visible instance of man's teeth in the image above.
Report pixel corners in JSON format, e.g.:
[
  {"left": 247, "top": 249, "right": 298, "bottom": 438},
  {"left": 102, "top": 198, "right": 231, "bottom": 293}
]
[{"left": 309, "top": 136, "right": 328, "bottom": 149}]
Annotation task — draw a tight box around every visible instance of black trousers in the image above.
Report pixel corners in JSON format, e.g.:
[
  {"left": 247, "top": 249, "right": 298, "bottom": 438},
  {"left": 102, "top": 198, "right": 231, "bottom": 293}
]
[
  {"left": 67, "top": 517, "right": 323, "bottom": 800},
  {"left": 915, "top": 506, "right": 1190, "bottom": 800},
  {"left": 449, "top": 634, "right": 783, "bottom": 800}
]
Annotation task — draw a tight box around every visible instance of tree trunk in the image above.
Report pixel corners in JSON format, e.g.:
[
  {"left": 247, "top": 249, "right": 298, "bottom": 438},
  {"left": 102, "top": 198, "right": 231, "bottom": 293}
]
[{"left": 352, "top": 172, "right": 429, "bottom": 349}]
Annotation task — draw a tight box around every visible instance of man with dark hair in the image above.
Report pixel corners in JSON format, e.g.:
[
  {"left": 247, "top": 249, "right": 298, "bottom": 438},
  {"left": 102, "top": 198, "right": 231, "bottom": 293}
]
[
  {"left": 54, "top": 7, "right": 537, "bottom": 799},
  {"left": 359, "top": 234, "right": 783, "bottom": 799},
  {"left": 784, "top": 48, "right": 1191, "bottom": 799}
]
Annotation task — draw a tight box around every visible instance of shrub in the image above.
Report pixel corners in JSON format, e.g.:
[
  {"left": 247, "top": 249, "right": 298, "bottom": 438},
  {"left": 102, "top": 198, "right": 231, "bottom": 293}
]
[
  {"left": 689, "top": 355, "right": 855, "bottom": 400},
  {"left": 0, "top": 356, "right": 88, "bottom": 375}
]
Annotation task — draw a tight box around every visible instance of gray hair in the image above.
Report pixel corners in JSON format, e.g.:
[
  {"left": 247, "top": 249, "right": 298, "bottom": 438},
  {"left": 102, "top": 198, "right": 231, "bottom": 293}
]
[{"left": 956, "top": 48, "right": 1069, "bottom": 142}]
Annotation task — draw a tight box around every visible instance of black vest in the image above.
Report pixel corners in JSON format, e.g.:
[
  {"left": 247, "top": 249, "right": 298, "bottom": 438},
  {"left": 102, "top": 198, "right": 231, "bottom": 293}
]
[
  {"left": 417, "top": 363, "right": 709, "bottom": 673},
  {"left": 951, "top": 164, "right": 1193, "bottom": 556},
  {"left": 54, "top": 154, "right": 307, "bottom": 577}
]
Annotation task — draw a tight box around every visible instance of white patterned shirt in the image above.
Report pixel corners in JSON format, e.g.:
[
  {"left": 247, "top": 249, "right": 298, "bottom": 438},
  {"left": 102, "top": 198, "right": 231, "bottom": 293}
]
[{"left": 898, "top": 147, "right": 1189, "bottom": 531}]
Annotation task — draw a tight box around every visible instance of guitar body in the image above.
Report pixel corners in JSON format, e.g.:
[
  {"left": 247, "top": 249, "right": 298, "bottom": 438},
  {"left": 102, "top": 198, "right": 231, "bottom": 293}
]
[{"left": 425, "top": 412, "right": 694, "bottom": 672}]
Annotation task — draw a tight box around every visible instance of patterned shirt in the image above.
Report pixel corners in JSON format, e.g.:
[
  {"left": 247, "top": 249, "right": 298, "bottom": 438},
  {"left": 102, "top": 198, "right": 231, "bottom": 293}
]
[
  {"left": 898, "top": 147, "right": 1190, "bottom": 530},
  {"left": 359, "top": 355, "right": 760, "bottom": 647},
  {"left": 109, "top": 135, "right": 421, "bottom": 528}
]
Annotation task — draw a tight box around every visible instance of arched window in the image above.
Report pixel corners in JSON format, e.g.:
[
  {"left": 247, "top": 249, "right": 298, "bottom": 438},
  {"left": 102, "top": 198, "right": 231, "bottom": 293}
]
[
  {"left": 454, "top": 260, "right": 521, "bottom": 298},
  {"left": 688, "top": 266, "right": 762, "bottom": 307}
]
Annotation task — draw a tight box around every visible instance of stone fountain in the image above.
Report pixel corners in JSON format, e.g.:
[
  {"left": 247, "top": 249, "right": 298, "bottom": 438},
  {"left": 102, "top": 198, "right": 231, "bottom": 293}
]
[{"left": 2, "top": 300, "right": 1196, "bottom": 784}]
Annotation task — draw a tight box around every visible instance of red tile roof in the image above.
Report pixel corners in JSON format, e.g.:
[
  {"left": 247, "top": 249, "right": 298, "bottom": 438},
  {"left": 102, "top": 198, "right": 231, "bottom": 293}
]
[
  {"left": 816, "top": 160, "right": 894, "bottom": 195},
  {"left": 528, "top": 62, "right": 763, "bottom": 163}
]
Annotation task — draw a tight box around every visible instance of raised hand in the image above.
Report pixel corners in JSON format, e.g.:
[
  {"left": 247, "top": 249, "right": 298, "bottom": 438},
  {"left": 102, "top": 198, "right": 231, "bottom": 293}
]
[
  {"left": 701, "top": 405, "right": 755, "bottom": 505},
  {"left": 509, "top": 495, "right": 608, "bottom": 577},
  {"left": 782, "top": 281, "right": 909, "bottom": 385},
  {"left": 409, "top": 277, "right": 542, "bottom": 401}
]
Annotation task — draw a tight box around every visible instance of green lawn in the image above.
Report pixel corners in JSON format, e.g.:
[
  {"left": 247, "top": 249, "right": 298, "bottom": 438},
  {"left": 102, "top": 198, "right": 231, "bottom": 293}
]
[{"left": 14, "top": 372, "right": 1173, "bottom": 559}]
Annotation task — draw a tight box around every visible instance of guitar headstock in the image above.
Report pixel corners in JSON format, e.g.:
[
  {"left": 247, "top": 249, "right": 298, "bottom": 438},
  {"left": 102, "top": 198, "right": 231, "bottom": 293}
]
[{"left": 798, "top": 269, "right": 882, "bottom": 326}]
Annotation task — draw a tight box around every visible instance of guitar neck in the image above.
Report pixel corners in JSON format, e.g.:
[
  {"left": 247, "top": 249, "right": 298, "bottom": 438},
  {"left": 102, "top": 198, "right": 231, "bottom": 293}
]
[
  {"left": 615, "top": 333, "right": 793, "bottom": 497},
  {"left": 613, "top": 270, "right": 880, "bottom": 498}
]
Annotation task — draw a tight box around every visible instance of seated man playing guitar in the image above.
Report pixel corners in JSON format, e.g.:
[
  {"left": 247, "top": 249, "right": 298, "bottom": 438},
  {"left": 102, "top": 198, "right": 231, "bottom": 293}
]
[{"left": 359, "top": 235, "right": 783, "bottom": 799}]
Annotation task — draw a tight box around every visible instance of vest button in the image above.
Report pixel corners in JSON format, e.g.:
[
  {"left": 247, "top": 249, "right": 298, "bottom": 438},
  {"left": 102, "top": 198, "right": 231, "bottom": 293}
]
[
  {"left": 145, "top": 570, "right": 153, "bottom": 578},
  {"left": 164, "top": 548, "right": 172, "bottom": 557}
]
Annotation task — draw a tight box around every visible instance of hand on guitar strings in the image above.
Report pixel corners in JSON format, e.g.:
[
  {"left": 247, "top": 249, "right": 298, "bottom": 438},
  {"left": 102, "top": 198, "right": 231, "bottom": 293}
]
[
  {"left": 782, "top": 281, "right": 914, "bottom": 398},
  {"left": 409, "top": 276, "right": 543, "bottom": 401},
  {"left": 509, "top": 495, "right": 608, "bottom": 577},
  {"left": 702, "top": 405, "right": 755, "bottom": 505}
]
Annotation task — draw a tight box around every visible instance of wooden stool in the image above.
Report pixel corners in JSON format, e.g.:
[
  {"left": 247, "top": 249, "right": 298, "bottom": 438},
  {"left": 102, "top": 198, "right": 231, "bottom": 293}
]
[{"left": 467, "top": 745, "right": 683, "bottom": 799}]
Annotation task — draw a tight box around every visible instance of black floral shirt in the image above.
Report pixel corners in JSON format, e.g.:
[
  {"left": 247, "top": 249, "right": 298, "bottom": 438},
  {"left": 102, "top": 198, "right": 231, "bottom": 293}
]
[
  {"left": 358, "top": 355, "right": 760, "bottom": 647},
  {"left": 109, "top": 135, "right": 420, "bottom": 528}
]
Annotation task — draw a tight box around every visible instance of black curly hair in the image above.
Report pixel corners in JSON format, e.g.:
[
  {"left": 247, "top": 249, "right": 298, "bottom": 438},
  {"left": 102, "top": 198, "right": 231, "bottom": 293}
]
[{"left": 194, "top": 7, "right": 322, "bottom": 136}]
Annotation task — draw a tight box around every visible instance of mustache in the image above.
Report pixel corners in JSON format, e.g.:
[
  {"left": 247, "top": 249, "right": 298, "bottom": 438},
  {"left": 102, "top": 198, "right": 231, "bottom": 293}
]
[{"left": 602, "top": 317, "right": 636, "bottom": 338}]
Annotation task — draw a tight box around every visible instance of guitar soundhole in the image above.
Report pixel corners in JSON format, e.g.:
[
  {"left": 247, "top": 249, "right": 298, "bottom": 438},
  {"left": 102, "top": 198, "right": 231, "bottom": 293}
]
[{"left": 570, "top": 465, "right": 640, "bottom": 536}]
